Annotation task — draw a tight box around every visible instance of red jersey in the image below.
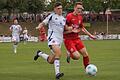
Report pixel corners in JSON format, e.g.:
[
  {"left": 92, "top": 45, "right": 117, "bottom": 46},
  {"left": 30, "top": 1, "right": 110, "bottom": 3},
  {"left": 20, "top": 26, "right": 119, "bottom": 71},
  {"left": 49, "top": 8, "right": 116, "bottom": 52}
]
[
  {"left": 39, "top": 27, "right": 47, "bottom": 41},
  {"left": 64, "top": 13, "right": 84, "bottom": 39},
  {"left": 39, "top": 27, "right": 46, "bottom": 35}
]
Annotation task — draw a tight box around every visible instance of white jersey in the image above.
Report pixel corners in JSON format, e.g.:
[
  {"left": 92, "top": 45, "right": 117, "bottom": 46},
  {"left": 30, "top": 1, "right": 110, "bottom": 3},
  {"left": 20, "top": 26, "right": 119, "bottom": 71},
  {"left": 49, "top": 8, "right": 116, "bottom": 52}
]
[
  {"left": 43, "top": 13, "right": 66, "bottom": 45},
  {"left": 10, "top": 24, "right": 22, "bottom": 36}
]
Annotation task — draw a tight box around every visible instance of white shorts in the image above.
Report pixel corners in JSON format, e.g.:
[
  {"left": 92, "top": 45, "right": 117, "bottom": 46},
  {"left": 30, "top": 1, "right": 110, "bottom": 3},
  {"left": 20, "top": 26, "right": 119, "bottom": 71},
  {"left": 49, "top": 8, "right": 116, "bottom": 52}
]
[
  {"left": 47, "top": 31, "right": 63, "bottom": 52},
  {"left": 48, "top": 37, "right": 62, "bottom": 46},
  {"left": 12, "top": 36, "right": 20, "bottom": 42},
  {"left": 48, "top": 37, "right": 62, "bottom": 54}
]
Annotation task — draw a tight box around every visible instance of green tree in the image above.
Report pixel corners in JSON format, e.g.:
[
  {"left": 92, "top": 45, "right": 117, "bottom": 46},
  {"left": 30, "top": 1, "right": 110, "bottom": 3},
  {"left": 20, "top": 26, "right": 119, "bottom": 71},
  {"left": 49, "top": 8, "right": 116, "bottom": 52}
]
[
  {"left": 27, "top": 0, "right": 45, "bottom": 13},
  {"left": 17, "top": 0, "right": 28, "bottom": 13},
  {"left": 0, "top": 1, "right": 6, "bottom": 10},
  {"left": 1, "top": 0, "right": 120, "bottom": 15},
  {"left": 4, "top": 0, "right": 16, "bottom": 20},
  {"left": 26, "top": 0, "right": 45, "bottom": 21},
  {"left": 64, "top": 0, "right": 120, "bottom": 13},
  {"left": 46, "top": 0, "right": 71, "bottom": 11}
]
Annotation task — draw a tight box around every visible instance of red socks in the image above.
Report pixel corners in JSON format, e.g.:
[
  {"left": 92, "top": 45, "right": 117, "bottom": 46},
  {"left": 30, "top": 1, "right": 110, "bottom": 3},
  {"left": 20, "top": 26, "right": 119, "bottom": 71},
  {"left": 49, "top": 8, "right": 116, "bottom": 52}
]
[{"left": 83, "top": 56, "right": 89, "bottom": 68}]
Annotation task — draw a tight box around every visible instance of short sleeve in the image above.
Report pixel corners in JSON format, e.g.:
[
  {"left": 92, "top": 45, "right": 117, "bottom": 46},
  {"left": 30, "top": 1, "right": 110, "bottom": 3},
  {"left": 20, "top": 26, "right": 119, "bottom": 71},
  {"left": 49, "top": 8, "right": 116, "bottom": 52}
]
[{"left": 43, "top": 13, "right": 54, "bottom": 25}]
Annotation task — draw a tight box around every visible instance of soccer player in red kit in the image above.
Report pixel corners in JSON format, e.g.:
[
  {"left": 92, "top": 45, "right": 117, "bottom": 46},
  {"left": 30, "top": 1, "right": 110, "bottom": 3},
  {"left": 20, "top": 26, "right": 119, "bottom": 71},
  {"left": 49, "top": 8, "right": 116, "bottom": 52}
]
[
  {"left": 39, "top": 26, "right": 47, "bottom": 42},
  {"left": 64, "top": 2, "right": 96, "bottom": 68}
]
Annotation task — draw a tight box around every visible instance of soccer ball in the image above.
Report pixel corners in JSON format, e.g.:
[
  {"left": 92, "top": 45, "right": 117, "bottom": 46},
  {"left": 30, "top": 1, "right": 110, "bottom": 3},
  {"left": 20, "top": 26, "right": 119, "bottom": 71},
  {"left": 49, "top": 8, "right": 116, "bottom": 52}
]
[{"left": 85, "top": 64, "right": 97, "bottom": 76}]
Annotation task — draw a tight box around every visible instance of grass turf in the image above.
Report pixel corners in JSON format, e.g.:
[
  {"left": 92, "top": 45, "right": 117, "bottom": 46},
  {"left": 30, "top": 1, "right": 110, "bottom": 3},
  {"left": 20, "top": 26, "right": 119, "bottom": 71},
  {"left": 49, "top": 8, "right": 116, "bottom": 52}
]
[{"left": 0, "top": 40, "right": 120, "bottom": 80}]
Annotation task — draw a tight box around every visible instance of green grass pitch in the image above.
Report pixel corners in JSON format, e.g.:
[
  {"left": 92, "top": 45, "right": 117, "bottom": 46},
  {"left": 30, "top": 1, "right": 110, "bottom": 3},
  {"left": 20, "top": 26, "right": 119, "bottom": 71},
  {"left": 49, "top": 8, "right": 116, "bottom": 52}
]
[{"left": 0, "top": 40, "right": 120, "bottom": 80}]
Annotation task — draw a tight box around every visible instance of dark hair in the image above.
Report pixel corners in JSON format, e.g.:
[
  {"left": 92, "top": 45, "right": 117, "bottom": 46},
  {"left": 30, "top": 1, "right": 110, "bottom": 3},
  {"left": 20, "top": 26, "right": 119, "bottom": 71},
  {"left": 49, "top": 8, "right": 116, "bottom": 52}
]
[
  {"left": 54, "top": 2, "right": 62, "bottom": 8},
  {"left": 74, "top": 2, "right": 82, "bottom": 7}
]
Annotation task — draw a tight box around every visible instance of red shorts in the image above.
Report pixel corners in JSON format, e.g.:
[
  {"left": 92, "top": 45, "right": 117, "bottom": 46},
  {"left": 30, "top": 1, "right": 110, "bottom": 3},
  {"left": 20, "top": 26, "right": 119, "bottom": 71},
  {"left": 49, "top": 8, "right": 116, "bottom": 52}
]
[{"left": 64, "top": 38, "right": 84, "bottom": 54}]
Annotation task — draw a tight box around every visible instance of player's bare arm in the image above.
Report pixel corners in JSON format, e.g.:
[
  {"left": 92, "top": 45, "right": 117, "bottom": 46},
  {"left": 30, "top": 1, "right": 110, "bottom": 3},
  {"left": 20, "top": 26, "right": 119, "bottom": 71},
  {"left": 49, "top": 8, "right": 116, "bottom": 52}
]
[
  {"left": 82, "top": 27, "right": 96, "bottom": 39},
  {"left": 64, "top": 25, "right": 81, "bottom": 34},
  {"left": 64, "top": 25, "right": 73, "bottom": 34},
  {"left": 36, "top": 22, "right": 45, "bottom": 29},
  {"left": 9, "top": 26, "right": 13, "bottom": 32},
  {"left": 10, "top": 29, "right": 12, "bottom": 32},
  {"left": 72, "top": 28, "right": 81, "bottom": 33}
]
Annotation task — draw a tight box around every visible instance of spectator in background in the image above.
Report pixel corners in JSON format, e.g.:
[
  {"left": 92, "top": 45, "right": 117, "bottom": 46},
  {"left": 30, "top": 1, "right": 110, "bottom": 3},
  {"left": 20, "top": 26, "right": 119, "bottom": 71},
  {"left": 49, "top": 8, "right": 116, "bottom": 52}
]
[
  {"left": 23, "top": 27, "right": 29, "bottom": 44},
  {"left": 39, "top": 26, "right": 47, "bottom": 42}
]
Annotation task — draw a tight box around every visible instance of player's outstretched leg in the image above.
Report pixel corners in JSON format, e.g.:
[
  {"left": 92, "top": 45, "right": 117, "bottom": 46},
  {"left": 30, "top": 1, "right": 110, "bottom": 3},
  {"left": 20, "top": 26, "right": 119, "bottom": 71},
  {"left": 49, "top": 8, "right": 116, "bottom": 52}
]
[
  {"left": 34, "top": 50, "right": 42, "bottom": 60},
  {"left": 34, "top": 50, "right": 49, "bottom": 61},
  {"left": 56, "top": 73, "right": 64, "bottom": 80}
]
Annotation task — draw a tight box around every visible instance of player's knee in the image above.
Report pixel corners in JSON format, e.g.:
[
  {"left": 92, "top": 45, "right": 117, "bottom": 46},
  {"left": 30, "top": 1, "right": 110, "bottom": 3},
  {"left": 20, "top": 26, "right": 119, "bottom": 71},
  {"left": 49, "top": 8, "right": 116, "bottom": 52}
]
[
  {"left": 48, "top": 59, "right": 54, "bottom": 64},
  {"left": 72, "top": 55, "right": 80, "bottom": 60},
  {"left": 71, "top": 53, "right": 80, "bottom": 60},
  {"left": 47, "top": 56, "right": 54, "bottom": 64}
]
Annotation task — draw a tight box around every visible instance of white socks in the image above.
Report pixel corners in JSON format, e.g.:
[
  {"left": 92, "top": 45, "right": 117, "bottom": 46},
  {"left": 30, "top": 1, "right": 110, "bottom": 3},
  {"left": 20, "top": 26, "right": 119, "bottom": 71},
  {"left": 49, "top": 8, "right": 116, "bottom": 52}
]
[
  {"left": 54, "top": 58, "right": 60, "bottom": 75},
  {"left": 38, "top": 52, "right": 49, "bottom": 61},
  {"left": 38, "top": 52, "right": 60, "bottom": 75},
  {"left": 13, "top": 44, "right": 17, "bottom": 53}
]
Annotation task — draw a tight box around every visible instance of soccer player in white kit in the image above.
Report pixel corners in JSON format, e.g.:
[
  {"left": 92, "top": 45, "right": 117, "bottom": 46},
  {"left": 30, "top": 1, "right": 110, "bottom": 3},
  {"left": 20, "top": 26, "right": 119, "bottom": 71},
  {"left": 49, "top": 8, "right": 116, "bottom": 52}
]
[
  {"left": 34, "top": 2, "right": 66, "bottom": 80},
  {"left": 10, "top": 19, "right": 22, "bottom": 53},
  {"left": 23, "top": 27, "right": 29, "bottom": 44}
]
